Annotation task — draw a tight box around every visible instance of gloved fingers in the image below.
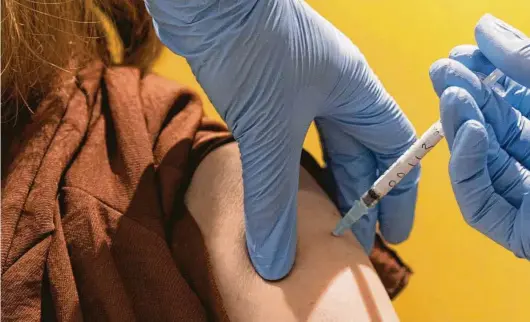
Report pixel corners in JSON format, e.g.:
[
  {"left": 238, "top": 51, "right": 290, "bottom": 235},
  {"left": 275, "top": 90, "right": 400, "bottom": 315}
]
[
  {"left": 438, "top": 86, "right": 486, "bottom": 148},
  {"left": 440, "top": 87, "right": 530, "bottom": 209},
  {"left": 502, "top": 81, "right": 530, "bottom": 118},
  {"left": 449, "top": 45, "right": 530, "bottom": 116},
  {"left": 430, "top": 58, "right": 489, "bottom": 103},
  {"left": 488, "top": 93, "right": 530, "bottom": 169},
  {"left": 475, "top": 14, "right": 530, "bottom": 88},
  {"left": 484, "top": 124, "right": 530, "bottom": 209},
  {"left": 449, "top": 120, "right": 519, "bottom": 253},
  {"left": 511, "top": 193, "right": 530, "bottom": 259},
  {"left": 430, "top": 58, "right": 530, "bottom": 169},
  {"left": 315, "top": 117, "right": 379, "bottom": 253},
  {"left": 377, "top": 166, "right": 419, "bottom": 244},
  {"left": 449, "top": 45, "right": 499, "bottom": 79},
  {"left": 324, "top": 67, "right": 419, "bottom": 246},
  {"left": 326, "top": 52, "right": 417, "bottom": 170},
  {"left": 367, "top": 87, "right": 420, "bottom": 244},
  {"left": 235, "top": 118, "right": 307, "bottom": 281}
]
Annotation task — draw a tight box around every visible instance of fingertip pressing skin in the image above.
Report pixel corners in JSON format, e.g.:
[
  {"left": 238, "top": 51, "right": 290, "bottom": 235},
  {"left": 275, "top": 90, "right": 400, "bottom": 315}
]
[
  {"left": 235, "top": 115, "right": 309, "bottom": 281},
  {"left": 242, "top": 160, "right": 299, "bottom": 281},
  {"left": 248, "top": 246, "right": 296, "bottom": 281}
]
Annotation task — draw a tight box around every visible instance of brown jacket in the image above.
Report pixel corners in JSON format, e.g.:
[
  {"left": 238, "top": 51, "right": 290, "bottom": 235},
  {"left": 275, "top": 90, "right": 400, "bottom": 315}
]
[{"left": 1, "top": 63, "right": 410, "bottom": 321}]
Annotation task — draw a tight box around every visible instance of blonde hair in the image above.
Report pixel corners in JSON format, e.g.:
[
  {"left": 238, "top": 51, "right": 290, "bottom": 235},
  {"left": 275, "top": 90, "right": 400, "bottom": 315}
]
[{"left": 1, "top": 0, "right": 161, "bottom": 123}]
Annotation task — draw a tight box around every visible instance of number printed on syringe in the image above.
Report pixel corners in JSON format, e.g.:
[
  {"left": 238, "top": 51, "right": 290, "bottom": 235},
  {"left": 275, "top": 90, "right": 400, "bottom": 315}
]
[{"left": 372, "top": 121, "right": 445, "bottom": 198}]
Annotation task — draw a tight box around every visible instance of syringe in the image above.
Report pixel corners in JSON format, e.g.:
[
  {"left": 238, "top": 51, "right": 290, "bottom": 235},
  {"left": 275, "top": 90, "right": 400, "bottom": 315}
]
[{"left": 332, "top": 68, "right": 505, "bottom": 236}]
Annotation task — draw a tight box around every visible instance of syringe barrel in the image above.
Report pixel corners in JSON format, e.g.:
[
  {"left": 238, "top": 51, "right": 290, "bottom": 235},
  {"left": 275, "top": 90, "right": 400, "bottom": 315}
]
[{"left": 370, "top": 121, "right": 445, "bottom": 201}]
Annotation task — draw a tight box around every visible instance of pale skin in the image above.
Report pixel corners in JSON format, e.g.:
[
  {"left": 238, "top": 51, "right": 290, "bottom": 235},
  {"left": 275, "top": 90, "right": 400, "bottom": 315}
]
[{"left": 185, "top": 142, "right": 399, "bottom": 322}]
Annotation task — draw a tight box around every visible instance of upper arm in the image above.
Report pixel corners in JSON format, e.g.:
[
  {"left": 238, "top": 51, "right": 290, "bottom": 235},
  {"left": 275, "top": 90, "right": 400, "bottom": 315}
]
[{"left": 185, "top": 142, "right": 398, "bottom": 322}]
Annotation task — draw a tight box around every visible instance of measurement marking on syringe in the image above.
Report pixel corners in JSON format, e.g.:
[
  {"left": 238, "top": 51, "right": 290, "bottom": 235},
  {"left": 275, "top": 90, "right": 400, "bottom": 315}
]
[{"left": 422, "top": 144, "right": 434, "bottom": 150}]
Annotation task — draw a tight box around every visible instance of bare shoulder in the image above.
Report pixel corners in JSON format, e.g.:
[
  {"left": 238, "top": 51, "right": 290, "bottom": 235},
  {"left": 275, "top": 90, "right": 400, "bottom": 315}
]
[{"left": 185, "top": 142, "right": 398, "bottom": 322}]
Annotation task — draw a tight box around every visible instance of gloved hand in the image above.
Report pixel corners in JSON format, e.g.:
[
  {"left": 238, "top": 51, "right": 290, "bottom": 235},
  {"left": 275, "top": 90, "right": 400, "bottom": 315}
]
[
  {"left": 430, "top": 14, "right": 530, "bottom": 259},
  {"left": 144, "top": 0, "right": 419, "bottom": 279}
]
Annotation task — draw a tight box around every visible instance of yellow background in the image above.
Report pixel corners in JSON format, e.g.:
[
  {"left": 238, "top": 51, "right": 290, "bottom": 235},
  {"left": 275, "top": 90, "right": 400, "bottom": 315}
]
[{"left": 152, "top": 1, "right": 530, "bottom": 321}]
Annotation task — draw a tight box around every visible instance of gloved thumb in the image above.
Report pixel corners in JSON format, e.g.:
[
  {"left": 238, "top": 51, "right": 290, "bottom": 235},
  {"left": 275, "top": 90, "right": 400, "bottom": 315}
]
[
  {"left": 439, "top": 86, "right": 485, "bottom": 150},
  {"left": 512, "top": 193, "right": 530, "bottom": 260},
  {"left": 475, "top": 14, "right": 530, "bottom": 88},
  {"left": 448, "top": 119, "right": 490, "bottom": 215},
  {"left": 235, "top": 125, "right": 303, "bottom": 281}
]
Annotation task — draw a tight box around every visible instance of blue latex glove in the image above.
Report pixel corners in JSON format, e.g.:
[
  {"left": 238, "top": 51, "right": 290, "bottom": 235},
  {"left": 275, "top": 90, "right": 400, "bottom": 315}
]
[
  {"left": 430, "top": 14, "right": 530, "bottom": 259},
  {"left": 145, "top": 0, "right": 419, "bottom": 279}
]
